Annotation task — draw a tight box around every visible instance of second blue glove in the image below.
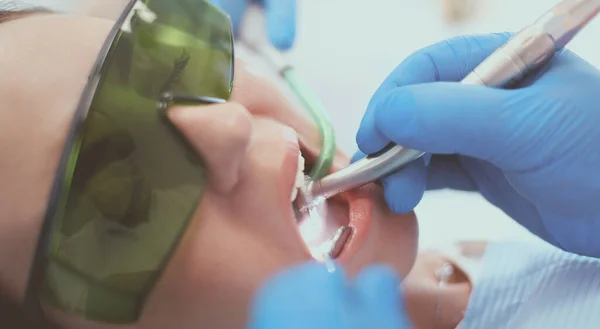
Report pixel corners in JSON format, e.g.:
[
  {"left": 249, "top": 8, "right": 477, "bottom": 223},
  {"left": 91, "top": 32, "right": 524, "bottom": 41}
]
[
  {"left": 209, "top": 0, "right": 296, "bottom": 50},
  {"left": 247, "top": 262, "right": 413, "bottom": 329}
]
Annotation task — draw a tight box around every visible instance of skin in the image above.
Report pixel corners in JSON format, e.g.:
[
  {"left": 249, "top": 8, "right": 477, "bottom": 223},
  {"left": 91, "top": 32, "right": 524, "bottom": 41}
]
[
  {"left": 0, "top": 12, "right": 419, "bottom": 329},
  {"left": 403, "top": 248, "right": 474, "bottom": 329},
  {"left": 72, "top": 0, "right": 130, "bottom": 19}
]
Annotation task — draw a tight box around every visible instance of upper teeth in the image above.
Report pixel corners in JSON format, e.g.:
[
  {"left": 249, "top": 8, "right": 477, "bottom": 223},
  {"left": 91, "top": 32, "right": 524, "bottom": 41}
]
[{"left": 292, "top": 151, "right": 305, "bottom": 201}]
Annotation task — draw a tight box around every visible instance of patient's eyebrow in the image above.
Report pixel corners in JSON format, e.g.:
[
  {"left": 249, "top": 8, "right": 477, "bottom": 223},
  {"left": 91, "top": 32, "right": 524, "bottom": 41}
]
[
  {"left": 0, "top": 10, "right": 26, "bottom": 23},
  {"left": 0, "top": 8, "right": 50, "bottom": 24}
]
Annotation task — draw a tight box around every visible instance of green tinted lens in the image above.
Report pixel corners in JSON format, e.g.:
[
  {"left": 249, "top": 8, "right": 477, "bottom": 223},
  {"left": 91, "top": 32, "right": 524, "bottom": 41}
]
[{"left": 38, "top": 0, "right": 233, "bottom": 323}]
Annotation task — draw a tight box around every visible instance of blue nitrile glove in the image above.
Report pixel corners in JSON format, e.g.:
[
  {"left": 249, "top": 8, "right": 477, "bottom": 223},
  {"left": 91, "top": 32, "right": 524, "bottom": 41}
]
[
  {"left": 209, "top": 0, "right": 296, "bottom": 50},
  {"left": 247, "top": 262, "right": 413, "bottom": 329},
  {"left": 355, "top": 32, "right": 600, "bottom": 258}
]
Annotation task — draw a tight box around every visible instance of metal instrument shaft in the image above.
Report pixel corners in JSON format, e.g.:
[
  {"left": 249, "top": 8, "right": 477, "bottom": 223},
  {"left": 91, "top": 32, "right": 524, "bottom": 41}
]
[{"left": 300, "top": 0, "right": 600, "bottom": 207}]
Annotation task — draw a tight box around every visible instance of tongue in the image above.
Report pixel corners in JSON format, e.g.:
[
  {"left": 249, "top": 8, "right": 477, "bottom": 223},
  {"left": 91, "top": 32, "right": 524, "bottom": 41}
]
[{"left": 296, "top": 198, "right": 350, "bottom": 260}]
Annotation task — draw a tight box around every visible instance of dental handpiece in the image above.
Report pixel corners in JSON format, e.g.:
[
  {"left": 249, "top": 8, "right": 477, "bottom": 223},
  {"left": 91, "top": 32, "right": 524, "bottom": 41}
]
[{"left": 300, "top": 0, "right": 600, "bottom": 208}]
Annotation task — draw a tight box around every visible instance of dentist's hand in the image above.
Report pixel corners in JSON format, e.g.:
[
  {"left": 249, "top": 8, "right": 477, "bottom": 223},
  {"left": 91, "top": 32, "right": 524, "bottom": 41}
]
[
  {"left": 210, "top": 0, "right": 296, "bottom": 50},
  {"left": 247, "top": 262, "right": 413, "bottom": 329},
  {"left": 355, "top": 32, "right": 600, "bottom": 258}
]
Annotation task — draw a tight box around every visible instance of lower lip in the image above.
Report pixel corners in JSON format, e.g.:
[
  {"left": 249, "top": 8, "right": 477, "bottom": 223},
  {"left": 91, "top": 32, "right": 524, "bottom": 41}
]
[
  {"left": 336, "top": 188, "right": 372, "bottom": 263},
  {"left": 296, "top": 188, "right": 372, "bottom": 262}
]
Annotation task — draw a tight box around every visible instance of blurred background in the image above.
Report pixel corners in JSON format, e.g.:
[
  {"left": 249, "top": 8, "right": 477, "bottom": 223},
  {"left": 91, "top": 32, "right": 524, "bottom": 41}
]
[{"left": 31, "top": 0, "right": 600, "bottom": 249}]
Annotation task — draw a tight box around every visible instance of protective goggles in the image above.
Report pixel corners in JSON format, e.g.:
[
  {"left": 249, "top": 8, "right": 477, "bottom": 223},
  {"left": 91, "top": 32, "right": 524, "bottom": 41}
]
[{"left": 24, "top": 0, "right": 233, "bottom": 323}]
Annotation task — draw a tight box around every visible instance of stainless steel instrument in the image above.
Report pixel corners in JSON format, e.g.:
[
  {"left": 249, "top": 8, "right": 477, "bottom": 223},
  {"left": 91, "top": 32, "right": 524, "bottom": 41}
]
[{"left": 298, "top": 0, "right": 600, "bottom": 209}]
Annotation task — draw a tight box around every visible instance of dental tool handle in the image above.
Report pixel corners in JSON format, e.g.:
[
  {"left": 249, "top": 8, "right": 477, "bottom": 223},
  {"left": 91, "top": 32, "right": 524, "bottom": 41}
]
[{"left": 304, "top": 0, "right": 600, "bottom": 202}]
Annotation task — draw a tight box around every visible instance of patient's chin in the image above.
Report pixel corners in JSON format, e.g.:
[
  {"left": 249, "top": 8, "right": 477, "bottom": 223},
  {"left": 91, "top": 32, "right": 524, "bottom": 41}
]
[
  {"left": 343, "top": 207, "right": 418, "bottom": 280},
  {"left": 374, "top": 211, "right": 419, "bottom": 278}
]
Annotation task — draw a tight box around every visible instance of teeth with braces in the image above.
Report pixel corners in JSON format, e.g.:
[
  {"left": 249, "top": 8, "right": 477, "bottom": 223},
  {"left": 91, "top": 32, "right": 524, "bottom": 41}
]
[{"left": 291, "top": 151, "right": 305, "bottom": 201}]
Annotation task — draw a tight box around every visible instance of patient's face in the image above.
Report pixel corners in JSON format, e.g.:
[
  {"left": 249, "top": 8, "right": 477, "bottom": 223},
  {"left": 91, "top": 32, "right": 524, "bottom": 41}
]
[{"left": 0, "top": 13, "right": 418, "bottom": 329}]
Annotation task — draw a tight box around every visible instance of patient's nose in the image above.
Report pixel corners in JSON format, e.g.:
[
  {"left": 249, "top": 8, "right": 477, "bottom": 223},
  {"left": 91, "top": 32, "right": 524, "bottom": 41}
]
[{"left": 168, "top": 102, "right": 252, "bottom": 194}]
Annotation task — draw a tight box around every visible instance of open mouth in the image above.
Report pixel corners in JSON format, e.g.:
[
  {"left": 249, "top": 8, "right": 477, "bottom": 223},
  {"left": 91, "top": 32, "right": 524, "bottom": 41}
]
[{"left": 292, "top": 143, "right": 371, "bottom": 263}]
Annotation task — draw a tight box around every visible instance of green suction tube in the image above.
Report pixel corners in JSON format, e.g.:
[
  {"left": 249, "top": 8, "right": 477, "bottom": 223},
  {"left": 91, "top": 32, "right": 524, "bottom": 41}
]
[{"left": 281, "top": 67, "right": 336, "bottom": 180}]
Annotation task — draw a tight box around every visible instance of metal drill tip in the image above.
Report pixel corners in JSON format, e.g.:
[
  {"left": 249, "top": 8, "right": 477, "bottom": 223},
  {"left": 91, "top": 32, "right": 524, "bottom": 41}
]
[{"left": 294, "top": 178, "right": 323, "bottom": 215}]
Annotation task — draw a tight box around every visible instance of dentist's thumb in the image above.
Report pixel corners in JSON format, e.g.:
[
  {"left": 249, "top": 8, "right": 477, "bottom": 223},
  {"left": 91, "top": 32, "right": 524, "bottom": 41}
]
[{"left": 371, "top": 82, "right": 525, "bottom": 163}]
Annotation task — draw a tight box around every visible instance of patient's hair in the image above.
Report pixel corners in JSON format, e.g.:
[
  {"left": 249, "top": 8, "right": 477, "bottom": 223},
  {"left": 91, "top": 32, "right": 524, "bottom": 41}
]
[
  {"left": 0, "top": 10, "right": 29, "bottom": 22},
  {"left": 0, "top": 0, "right": 50, "bottom": 23}
]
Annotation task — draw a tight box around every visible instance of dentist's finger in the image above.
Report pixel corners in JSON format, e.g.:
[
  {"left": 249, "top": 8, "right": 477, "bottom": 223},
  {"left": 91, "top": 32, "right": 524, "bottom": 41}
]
[
  {"left": 425, "top": 155, "right": 477, "bottom": 191},
  {"left": 352, "top": 265, "right": 413, "bottom": 329},
  {"left": 353, "top": 151, "right": 476, "bottom": 193},
  {"left": 356, "top": 33, "right": 511, "bottom": 155},
  {"left": 247, "top": 262, "right": 347, "bottom": 329},
  {"left": 372, "top": 82, "right": 521, "bottom": 163},
  {"left": 264, "top": 0, "right": 296, "bottom": 50},
  {"left": 380, "top": 159, "right": 427, "bottom": 214},
  {"left": 351, "top": 150, "right": 425, "bottom": 214},
  {"left": 350, "top": 150, "right": 367, "bottom": 164},
  {"left": 210, "top": 0, "right": 247, "bottom": 34}
]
